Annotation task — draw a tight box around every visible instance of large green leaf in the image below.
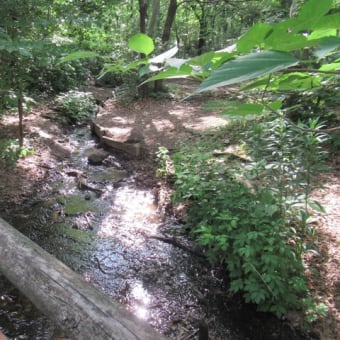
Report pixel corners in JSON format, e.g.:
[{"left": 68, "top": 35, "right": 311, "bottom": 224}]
[
  {"left": 128, "top": 33, "right": 154, "bottom": 56},
  {"left": 308, "top": 29, "right": 338, "bottom": 40},
  {"left": 241, "top": 77, "right": 271, "bottom": 91},
  {"left": 195, "top": 51, "right": 299, "bottom": 94},
  {"left": 298, "top": 0, "right": 332, "bottom": 20},
  {"left": 237, "top": 23, "right": 273, "bottom": 53},
  {"left": 319, "top": 60, "right": 340, "bottom": 71},
  {"left": 188, "top": 51, "right": 216, "bottom": 67},
  {"left": 292, "top": 0, "right": 332, "bottom": 32},
  {"left": 264, "top": 29, "right": 309, "bottom": 51},
  {"left": 274, "top": 73, "right": 321, "bottom": 91},
  {"left": 207, "top": 51, "right": 236, "bottom": 71},
  {"left": 58, "top": 51, "right": 98, "bottom": 64},
  {"left": 277, "top": 0, "right": 333, "bottom": 33},
  {"left": 312, "top": 36, "right": 340, "bottom": 59},
  {"left": 312, "top": 13, "right": 340, "bottom": 30},
  {"left": 141, "top": 65, "right": 193, "bottom": 84}
]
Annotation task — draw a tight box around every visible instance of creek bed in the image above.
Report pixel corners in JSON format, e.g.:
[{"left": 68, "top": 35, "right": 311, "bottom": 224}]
[{"left": 0, "top": 127, "right": 304, "bottom": 339}]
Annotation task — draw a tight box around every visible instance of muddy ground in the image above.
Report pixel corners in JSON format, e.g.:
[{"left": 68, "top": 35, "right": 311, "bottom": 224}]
[{"left": 0, "top": 81, "right": 339, "bottom": 339}]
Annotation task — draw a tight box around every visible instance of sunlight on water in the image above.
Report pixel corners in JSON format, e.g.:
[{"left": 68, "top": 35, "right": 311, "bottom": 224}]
[
  {"left": 130, "top": 281, "right": 152, "bottom": 320},
  {"left": 115, "top": 186, "right": 157, "bottom": 221},
  {"left": 97, "top": 184, "right": 161, "bottom": 243}
]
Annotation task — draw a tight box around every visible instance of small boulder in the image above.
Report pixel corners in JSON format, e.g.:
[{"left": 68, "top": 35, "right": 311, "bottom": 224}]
[{"left": 88, "top": 149, "right": 110, "bottom": 165}]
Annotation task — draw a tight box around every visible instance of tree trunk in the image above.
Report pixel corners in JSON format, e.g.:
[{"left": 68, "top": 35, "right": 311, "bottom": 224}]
[
  {"left": 195, "top": 4, "right": 207, "bottom": 56},
  {"left": 197, "top": 18, "right": 207, "bottom": 55},
  {"left": 147, "top": 0, "right": 160, "bottom": 36},
  {"left": 0, "top": 217, "right": 165, "bottom": 340},
  {"left": 139, "top": 0, "right": 148, "bottom": 34},
  {"left": 17, "top": 90, "right": 24, "bottom": 147},
  {"left": 161, "top": 0, "right": 177, "bottom": 44},
  {"left": 154, "top": 0, "right": 177, "bottom": 92}
]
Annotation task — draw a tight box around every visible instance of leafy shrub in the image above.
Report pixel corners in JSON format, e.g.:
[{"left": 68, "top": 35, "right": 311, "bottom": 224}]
[
  {"left": 172, "top": 116, "right": 327, "bottom": 317},
  {"left": 0, "top": 139, "right": 34, "bottom": 167},
  {"left": 284, "top": 86, "right": 340, "bottom": 124},
  {"left": 29, "top": 57, "right": 94, "bottom": 94},
  {"left": 56, "top": 90, "right": 97, "bottom": 124},
  {"left": 95, "top": 70, "right": 123, "bottom": 88},
  {"left": 155, "top": 146, "right": 174, "bottom": 178},
  {"left": 0, "top": 91, "right": 18, "bottom": 114}
]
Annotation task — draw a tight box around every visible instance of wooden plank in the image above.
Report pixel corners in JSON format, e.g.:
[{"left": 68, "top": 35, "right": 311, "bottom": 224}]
[{"left": 0, "top": 217, "right": 165, "bottom": 340}]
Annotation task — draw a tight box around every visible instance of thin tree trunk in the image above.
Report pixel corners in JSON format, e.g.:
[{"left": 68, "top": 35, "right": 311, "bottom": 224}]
[
  {"left": 161, "top": 0, "right": 177, "bottom": 44},
  {"left": 147, "top": 0, "right": 160, "bottom": 36},
  {"left": 139, "top": 0, "right": 148, "bottom": 34},
  {"left": 154, "top": 0, "right": 177, "bottom": 92},
  {"left": 17, "top": 90, "right": 24, "bottom": 147},
  {"left": 196, "top": 5, "right": 207, "bottom": 55},
  {"left": 0, "top": 217, "right": 165, "bottom": 340}
]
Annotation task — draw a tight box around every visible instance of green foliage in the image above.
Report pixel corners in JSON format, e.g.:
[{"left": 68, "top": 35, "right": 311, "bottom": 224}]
[
  {"left": 329, "top": 131, "right": 340, "bottom": 155},
  {"left": 155, "top": 146, "right": 174, "bottom": 178},
  {"left": 161, "top": 0, "right": 339, "bottom": 321},
  {"left": 56, "top": 91, "right": 97, "bottom": 124},
  {"left": 172, "top": 116, "right": 327, "bottom": 317},
  {"left": 142, "top": 0, "right": 339, "bottom": 113},
  {"left": 0, "top": 91, "right": 18, "bottom": 113},
  {"left": 32, "top": 55, "right": 95, "bottom": 94},
  {"left": 303, "top": 298, "right": 328, "bottom": 323},
  {"left": 111, "top": 70, "right": 143, "bottom": 103},
  {"left": 0, "top": 139, "right": 34, "bottom": 167}
]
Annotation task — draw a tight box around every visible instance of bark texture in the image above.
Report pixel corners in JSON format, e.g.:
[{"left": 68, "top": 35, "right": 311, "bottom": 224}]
[{"left": 0, "top": 217, "right": 165, "bottom": 340}]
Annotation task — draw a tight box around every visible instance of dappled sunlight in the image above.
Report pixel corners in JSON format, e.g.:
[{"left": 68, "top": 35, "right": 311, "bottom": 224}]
[
  {"left": 168, "top": 107, "right": 191, "bottom": 118},
  {"left": 151, "top": 119, "right": 174, "bottom": 132},
  {"left": 31, "top": 129, "right": 53, "bottom": 139},
  {"left": 1, "top": 114, "right": 20, "bottom": 125},
  {"left": 104, "top": 126, "right": 133, "bottom": 141},
  {"left": 183, "top": 115, "right": 228, "bottom": 130},
  {"left": 110, "top": 116, "right": 135, "bottom": 125}
]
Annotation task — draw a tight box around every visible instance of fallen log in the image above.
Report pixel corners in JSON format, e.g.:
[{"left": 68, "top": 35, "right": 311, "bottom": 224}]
[{"left": 0, "top": 217, "right": 165, "bottom": 340}]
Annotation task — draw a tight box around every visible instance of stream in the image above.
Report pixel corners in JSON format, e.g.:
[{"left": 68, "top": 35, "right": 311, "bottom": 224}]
[{"left": 0, "top": 126, "right": 304, "bottom": 339}]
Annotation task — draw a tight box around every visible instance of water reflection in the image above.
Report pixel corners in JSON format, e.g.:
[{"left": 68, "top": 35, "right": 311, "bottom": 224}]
[
  {"left": 97, "top": 184, "right": 161, "bottom": 244},
  {"left": 130, "top": 281, "right": 152, "bottom": 320}
]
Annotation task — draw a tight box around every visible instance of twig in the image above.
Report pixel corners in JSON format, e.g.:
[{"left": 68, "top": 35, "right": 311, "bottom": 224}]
[
  {"left": 146, "top": 235, "right": 205, "bottom": 258},
  {"left": 94, "top": 256, "right": 107, "bottom": 274}
]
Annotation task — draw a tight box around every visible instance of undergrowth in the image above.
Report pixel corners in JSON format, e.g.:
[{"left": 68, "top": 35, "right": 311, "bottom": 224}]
[
  {"left": 55, "top": 90, "right": 97, "bottom": 124},
  {"left": 0, "top": 139, "right": 34, "bottom": 167},
  {"left": 170, "top": 116, "right": 328, "bottom": 320}
]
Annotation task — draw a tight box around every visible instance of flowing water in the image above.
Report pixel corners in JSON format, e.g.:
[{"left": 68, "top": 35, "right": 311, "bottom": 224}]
[{"left": 0, "top": 127, "right": 304, "bottom": 339}]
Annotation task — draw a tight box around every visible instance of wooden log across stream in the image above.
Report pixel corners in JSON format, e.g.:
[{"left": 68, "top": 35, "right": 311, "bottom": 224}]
[{"left": 0, "top": 217, "right": 165, "bottom": 340}]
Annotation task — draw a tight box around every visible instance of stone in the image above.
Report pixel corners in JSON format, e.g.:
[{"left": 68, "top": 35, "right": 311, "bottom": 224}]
[
  {"left": 87, "top": 149, "right": 110, "bottom": 165},
  {"left": 91, "top": 121, "right": 144, "bottom": 159}
]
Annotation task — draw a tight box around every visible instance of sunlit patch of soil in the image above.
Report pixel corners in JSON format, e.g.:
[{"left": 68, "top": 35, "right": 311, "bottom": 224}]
[{"left": 305, "top": 172, "right": 340, "bottom": 339}]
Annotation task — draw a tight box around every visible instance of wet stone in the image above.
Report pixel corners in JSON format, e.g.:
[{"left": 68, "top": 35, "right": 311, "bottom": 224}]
[{"left": 87, "top": 149, "right": 110, "bottom": 165}]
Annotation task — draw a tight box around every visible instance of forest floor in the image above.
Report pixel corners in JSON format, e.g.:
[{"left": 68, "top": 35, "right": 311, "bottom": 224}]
[{"left": 0, "top": 80, "right": 339, "bottom": 339}]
